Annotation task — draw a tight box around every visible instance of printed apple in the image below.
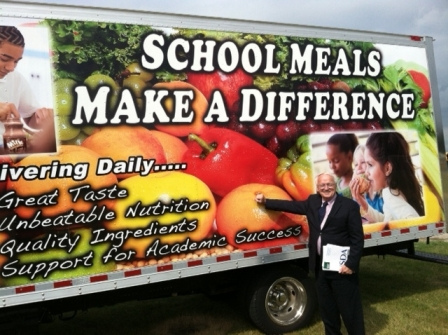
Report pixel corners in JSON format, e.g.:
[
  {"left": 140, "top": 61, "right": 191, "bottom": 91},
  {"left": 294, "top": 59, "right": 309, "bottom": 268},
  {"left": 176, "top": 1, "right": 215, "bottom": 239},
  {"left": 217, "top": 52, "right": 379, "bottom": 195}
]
[
  {"left": 187, "top": 68, "right": 253, "bottom": 112},
  {"left": 153, "top": 81, "right": 210, "bottom": 137}
]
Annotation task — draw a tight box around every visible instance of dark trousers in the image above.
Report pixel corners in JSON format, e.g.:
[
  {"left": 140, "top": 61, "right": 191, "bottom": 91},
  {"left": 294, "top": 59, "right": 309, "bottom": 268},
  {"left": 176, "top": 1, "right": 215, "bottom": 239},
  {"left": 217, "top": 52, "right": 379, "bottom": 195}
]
[{"left": 315, "top": 268, "right": 365, "bottom": 335}]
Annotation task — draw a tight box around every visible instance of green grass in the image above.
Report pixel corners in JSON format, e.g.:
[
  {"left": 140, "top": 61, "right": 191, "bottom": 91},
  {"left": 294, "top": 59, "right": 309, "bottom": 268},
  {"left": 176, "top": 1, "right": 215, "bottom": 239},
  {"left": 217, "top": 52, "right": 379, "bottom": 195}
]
[
  {"left": 357, "top": 240, "right": 448, "bottom": 335},
  {"left": 40, "top": 239, "right": 448, "bottom": 335}
]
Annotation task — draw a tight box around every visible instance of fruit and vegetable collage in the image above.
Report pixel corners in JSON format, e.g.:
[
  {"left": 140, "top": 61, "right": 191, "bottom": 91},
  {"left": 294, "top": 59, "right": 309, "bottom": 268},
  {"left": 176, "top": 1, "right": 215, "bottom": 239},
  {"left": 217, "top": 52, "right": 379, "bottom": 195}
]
[{"left": 0, "top": 19, "right": 444, "bottom": 287}]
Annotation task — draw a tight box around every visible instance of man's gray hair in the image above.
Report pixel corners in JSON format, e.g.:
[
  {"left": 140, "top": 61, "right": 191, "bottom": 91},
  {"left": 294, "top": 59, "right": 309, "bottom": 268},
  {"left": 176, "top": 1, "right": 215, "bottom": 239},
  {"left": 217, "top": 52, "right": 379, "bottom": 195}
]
[{"left": 314, "top": 172, "right": 337, "bottom": 185}]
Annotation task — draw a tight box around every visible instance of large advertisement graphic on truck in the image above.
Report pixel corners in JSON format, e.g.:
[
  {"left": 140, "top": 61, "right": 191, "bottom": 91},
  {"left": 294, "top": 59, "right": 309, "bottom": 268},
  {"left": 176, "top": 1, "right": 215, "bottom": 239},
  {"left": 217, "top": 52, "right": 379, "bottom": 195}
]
[{"left": 0, "top": 18, "right": 443, "bottom": 288}]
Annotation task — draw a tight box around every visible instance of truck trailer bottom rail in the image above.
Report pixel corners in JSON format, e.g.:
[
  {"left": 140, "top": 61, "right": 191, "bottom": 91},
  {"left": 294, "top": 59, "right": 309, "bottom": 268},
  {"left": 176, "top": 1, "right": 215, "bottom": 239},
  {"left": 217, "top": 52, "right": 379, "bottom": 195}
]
[{"left": 388, "top": 238, "right": 448, "bottom": 265}]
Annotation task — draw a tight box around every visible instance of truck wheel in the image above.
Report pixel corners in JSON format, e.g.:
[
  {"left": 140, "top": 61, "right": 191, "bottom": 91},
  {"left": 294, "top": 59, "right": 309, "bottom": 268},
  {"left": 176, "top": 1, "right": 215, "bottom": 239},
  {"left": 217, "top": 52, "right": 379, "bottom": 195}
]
[{"left": 246, "top": 266, "right": 317, "bottom": 334}]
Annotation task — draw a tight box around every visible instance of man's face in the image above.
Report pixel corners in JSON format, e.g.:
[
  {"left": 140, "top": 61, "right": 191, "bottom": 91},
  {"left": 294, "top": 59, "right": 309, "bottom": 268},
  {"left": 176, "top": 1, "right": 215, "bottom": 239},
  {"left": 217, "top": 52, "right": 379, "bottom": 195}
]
[
  {"left": 0, "top": 41, "right": 24, "bottom": 79},
  {"left": 316, "top": 174, "right": 336, "bottom": 201}
]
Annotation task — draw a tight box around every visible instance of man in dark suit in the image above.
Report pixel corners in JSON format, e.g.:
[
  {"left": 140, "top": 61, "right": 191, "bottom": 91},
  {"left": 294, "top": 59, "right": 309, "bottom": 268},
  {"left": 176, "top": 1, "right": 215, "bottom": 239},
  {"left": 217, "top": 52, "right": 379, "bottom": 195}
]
[{"left": 255, "top": 172, "right": 365, "bottom": 335}]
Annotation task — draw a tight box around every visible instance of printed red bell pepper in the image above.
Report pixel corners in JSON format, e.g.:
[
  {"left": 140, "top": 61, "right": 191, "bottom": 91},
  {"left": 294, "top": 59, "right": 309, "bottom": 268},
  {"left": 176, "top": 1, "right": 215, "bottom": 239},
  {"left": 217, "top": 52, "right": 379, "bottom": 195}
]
[{"left": 183, "top": 128, "right": 278, "bottom": 197}]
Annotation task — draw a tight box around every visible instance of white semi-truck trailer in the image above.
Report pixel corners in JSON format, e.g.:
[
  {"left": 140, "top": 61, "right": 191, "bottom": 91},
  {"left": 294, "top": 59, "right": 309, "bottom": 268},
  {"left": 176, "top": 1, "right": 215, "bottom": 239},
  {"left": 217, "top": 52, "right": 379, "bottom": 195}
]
[{"left": 0, "top": 1, "right": 446, "bottom": 333}]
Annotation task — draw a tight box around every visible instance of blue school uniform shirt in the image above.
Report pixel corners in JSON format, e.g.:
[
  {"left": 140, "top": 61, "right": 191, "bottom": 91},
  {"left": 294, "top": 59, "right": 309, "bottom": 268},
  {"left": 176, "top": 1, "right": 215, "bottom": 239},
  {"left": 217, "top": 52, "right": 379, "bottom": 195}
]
[{"left": 366, "top": 192, "right": 384, "bottom": 213}]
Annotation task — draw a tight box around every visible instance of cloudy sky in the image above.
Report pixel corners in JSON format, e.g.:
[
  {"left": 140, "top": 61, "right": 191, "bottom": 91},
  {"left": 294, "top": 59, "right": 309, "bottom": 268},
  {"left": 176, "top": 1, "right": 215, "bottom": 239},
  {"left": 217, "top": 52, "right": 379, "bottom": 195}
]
[{"left": 11, "top": 0, "right": 448, "bottom": 151}]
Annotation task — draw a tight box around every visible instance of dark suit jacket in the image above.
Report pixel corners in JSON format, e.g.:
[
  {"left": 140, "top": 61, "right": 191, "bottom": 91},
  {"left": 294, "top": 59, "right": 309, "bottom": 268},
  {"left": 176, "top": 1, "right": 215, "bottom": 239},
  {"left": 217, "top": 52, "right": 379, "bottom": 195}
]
[{"left": 265, "top": 193, "right": 364, "bottom": 273}]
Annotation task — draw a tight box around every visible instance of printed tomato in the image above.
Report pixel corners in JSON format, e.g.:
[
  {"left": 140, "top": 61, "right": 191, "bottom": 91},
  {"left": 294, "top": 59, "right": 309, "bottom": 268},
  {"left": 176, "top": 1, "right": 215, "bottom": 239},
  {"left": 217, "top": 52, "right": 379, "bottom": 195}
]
[
  {"left": 408, "top": 70, "right": 431, "bottom": 107},
  {"left": 216, "top": 183, "right": 308, "bottom": 250}
]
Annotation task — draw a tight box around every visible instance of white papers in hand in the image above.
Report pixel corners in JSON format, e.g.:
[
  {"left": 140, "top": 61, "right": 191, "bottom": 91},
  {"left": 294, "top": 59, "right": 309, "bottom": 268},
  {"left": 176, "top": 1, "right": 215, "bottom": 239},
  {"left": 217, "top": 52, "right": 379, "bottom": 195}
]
[{"left": 322, "top": 244, "right": 350, "bottom": 271}]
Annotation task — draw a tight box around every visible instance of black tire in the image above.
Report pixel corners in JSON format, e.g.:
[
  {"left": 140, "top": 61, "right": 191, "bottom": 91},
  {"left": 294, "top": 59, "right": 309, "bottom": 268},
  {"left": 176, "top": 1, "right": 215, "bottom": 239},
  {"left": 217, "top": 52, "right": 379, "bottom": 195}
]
[{"left": 246, "top": 265, "right": 317, "bottom": 335}]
